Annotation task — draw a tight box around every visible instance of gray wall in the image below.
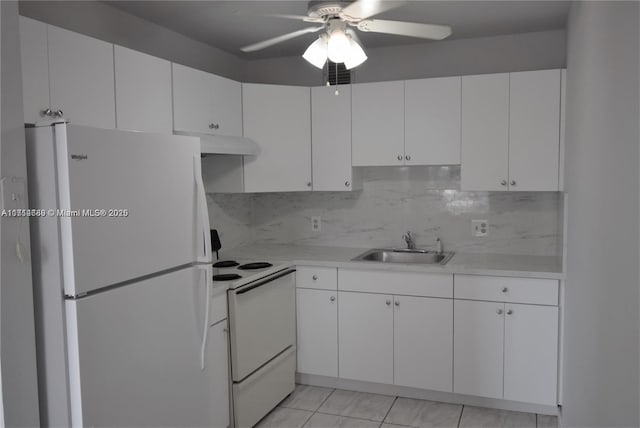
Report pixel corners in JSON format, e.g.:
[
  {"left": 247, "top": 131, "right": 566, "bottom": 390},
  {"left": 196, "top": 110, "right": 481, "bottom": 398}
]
[
  {"left": 245, "top": 29, "right": 566, "bottom": 85},
  {"left": 19, "top": 1, "right": 566, "bottom": 86},
  {"left": 0, "top": 1, "right": 40, "bottom": 426},
  {"left": 19, "top": 0, "right": 246, "bottom": 81},
  {"left": 562, "top": 2, "right": 639, "bottom": 427}
]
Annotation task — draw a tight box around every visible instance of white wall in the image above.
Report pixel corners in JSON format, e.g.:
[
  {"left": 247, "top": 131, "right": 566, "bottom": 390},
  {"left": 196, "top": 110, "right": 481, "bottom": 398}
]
[
  {"left": 0, "top": 1, "right": 40, "bottom": 426},
  {"left": 246, "top": 29, "right": 566, "bottom": 85},
  {"left": 19, "top": 0, "right": 246, "bottom": 81},
  {"left": 562, "top": 2, "right": 640, "bottom": 427}
]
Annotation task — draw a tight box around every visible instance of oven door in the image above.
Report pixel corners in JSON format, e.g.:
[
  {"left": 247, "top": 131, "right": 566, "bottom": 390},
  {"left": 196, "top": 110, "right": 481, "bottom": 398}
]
[{"left": 228, "top": 268, "right": 296, "bottom": 382}]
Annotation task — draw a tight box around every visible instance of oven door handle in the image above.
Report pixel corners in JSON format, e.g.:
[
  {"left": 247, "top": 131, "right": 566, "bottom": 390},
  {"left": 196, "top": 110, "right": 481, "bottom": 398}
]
[{"left": 235, "top": 268, "right": 296, "bottom": 295}]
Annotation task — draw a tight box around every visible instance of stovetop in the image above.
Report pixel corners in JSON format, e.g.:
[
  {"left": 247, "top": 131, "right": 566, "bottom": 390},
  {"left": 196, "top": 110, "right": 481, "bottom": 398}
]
[{"left": 210, "top": 259, "right": 291, "bottom": 289}]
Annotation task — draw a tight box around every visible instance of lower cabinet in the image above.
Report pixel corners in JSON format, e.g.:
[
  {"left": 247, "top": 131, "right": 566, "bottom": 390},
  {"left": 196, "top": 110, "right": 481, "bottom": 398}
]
[
  {"left": 454, "top": 299, "right": 558, "bottom": 405},
  {"left": 338, "top": 291, "right": 394, "bottom": 384},
  {"left": 337, "top": 291, "right": 453, "bottom": 392},
  {"left": 453, "top": 300, "right": 505, "bottom": 399},
  {"left": 503, "top": 303, "right": 558, "bottom": 405},
  {"left": 296, "top": 288, "right": 338, "bottom": 377},
  {"left": 394, "top": 295, "right": 453, "bottom": 392}
]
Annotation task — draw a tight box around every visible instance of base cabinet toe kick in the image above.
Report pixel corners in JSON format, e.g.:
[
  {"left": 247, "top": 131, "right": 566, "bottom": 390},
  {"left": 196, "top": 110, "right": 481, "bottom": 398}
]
[{"left": 295, "top": 267, "right": 561, "bottom": 411}]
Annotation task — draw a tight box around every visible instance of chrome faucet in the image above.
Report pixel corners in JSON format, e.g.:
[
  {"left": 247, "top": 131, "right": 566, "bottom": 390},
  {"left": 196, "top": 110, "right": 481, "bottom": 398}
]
[
  {"left": 403, "top": 231, "right": 416, "bottom": 250},
  {"left": 435, "top": 237, "right": 443, "bottom": 254}
]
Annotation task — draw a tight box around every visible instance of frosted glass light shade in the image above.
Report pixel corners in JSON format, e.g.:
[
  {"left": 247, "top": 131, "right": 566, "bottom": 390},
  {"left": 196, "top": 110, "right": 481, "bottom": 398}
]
[
  {"left": 303, "top": 36, "right": 328, "bottom": 69},
  {"left": 344, "top": 38, "right": 367, "bottom": 69},
  {"left": 327, "top": 29, "right": 351, "bottom": 63}
]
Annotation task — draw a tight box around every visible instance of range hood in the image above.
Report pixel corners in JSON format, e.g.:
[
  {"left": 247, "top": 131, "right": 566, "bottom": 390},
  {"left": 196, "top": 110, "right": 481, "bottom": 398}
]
[{"left": 173, "top": 131, "right": 260, "bottom": 156}]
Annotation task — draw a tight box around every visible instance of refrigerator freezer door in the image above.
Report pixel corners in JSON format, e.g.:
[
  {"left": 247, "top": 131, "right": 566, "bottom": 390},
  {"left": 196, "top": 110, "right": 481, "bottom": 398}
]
[
  {"left": 55, "top": 125, "right": 202, "bottom": 296},
  {"left": 65, "top": 266, "right": 227, "bottom": 427}
]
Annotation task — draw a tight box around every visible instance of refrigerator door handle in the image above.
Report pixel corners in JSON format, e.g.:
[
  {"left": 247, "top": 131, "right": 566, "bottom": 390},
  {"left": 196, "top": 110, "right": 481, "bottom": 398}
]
[
  {"left": 193, "top": 155, "right": 212, "bottom": 263},
  {"left": 196, "top": 264, "right": 212, "bottom": 370}
]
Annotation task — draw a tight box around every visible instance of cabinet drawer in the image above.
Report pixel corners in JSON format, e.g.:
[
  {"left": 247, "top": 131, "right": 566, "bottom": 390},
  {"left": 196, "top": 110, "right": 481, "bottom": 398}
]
[
  {"left": 339, "top": 269, "right": 452, "bottom": 298},
  {"left": 454, "top": 275, "right": 558, "bottom": 305},
  {"left": 296, "top": 266, "right": 337, "bottom": 290}
]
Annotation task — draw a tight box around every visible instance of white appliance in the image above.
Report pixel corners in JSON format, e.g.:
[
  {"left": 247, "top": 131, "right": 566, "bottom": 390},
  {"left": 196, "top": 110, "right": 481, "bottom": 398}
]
[
  {"left": 212, "top": 262, "right": 296, "bottom": 428},
  {"left": 26, "top": 121, "right": 228, "bottom": 427}
]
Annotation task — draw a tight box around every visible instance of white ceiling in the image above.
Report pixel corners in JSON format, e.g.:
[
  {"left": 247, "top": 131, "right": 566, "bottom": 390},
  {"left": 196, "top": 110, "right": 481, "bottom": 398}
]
[{"left": 106, "top": 1, "right": 570, "bottom": 60}]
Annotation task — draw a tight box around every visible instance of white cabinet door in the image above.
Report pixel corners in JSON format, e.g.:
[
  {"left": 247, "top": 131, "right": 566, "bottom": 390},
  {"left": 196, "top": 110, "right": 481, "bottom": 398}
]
[
  {"left": 242, "top": 84, "right": 311, "bottom": 192},
  {"left": 454, "top": 299, "right": 504, "bottom": 399},
  {"left": 312, "top": 85, "right": 354, "bottom": 191},
  {"left": 47, "top": 25, "right": 115, "bottom": 129},
  {"left": 509, "top": 70, "right": 561, "bottom": 191},
  {"left": 172, "top": 63, "right": 242, "bottom": 137},
  {"left": 504, "top": 304, "right": 558, "bottom": 405},
  {"left": 209, "top": 320, "right": 230, "bottom": 428},
  {"left": 19, "top": 16, "right": 50, "bottom": 124},
  {"left": 352, "top": 81, "right": 404, "bottom": 166},
  {"left": 296, "top": 288, "right": 338, "bottom": 377},
  {"left": 405, "top": 77, "right": 461, "bottom": 165},
  {"left": 114, "top": 46, "right": 172, "bottom": 134},
  {"left": 394, "top": 296, "right": 453, "bottom": 392},
  {"left": 461, "top": 73, "right": 509, "bottom": 191},
  {"left": 338, "top": 291, "right": 393, "bottom": 384}
]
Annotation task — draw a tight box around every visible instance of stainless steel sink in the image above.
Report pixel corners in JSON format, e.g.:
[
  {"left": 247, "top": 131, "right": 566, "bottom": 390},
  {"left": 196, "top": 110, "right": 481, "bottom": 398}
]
[{"left": 352, "top": 248, "right": 455, "bottom": 265}]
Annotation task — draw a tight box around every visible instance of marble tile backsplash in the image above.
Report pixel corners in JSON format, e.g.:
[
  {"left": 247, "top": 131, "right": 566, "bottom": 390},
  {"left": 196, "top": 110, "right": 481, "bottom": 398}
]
[{"left": 207, "top": 166, "right": 562, "bottom": 256}]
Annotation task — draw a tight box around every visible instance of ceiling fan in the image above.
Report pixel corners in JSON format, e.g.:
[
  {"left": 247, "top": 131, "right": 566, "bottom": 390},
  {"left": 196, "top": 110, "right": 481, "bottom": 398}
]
[{"left": 240, "top": 0, "right": 453, "bottom": 70}]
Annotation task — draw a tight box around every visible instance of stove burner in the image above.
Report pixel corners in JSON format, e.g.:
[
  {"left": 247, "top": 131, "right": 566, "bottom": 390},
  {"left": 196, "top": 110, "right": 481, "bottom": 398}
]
[
  {"left": 237, "top": 262, "right": 273, "bottom": 270},
  {"left": 213, "top": 260, "right": 239, "bottom": 268},
  {"left": 212, "top": 273, "right": 242, "bottom": 281}
]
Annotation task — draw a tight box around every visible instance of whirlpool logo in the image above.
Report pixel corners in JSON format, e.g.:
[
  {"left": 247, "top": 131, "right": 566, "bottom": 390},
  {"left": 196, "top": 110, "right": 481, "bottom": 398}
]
[{"left": 70, "top": 154, "right": 88, "bottom": 161}]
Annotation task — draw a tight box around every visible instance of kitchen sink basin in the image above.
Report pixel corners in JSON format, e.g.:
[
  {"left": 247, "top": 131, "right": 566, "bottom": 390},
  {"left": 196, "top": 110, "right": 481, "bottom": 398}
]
[{"left": 352, "top": 248, "right": 455, "bottom": 265}]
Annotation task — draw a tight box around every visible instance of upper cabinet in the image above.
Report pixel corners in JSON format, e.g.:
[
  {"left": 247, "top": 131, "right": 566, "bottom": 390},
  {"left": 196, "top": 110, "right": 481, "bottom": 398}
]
[
  {"left": 311, "top": 85, "right": 360, "bottom": 191},
  {"left": 242, "top": 84, "right": 312, "bottom": 192},
  {"left": 461, "top": 70, "right": 561, "bottom": 191},
  {"left": 404, "top": 77, "right": 461, "bottom": 165},
  {"left": 114, "top": 46, "right": 172, "bottom": 134},
  {"left": 352, "top": 81, "right": 405, "bottom": 166},
  {"left": 508, "top": 70, "right": 561, "bottom": 191},
  {"left": 19, "top": 18, "right": 116, "bottom": 129},
  {"left": 47, "top": 25, "right": 116, "bottom": 129},
  {"left": 460, "top": 73, "right": 510, "bottom": 191},
  {"left": 172, "top": 63, "right": 242, "bottom": 137}
]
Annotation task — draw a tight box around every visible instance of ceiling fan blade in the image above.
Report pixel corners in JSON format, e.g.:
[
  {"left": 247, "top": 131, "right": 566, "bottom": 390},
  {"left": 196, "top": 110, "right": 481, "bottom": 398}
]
[
  {"left": 341, "top": 0, "right": 407, "bottom": 21},
  {"left": 357, "top": 19, "right": 452, "bottom": 40},
  {"left": 263, "top": 14, "right": 325, "bottom": 23},
  {"left": 240, "top": 27, "right": 324, "bottom": 52}
]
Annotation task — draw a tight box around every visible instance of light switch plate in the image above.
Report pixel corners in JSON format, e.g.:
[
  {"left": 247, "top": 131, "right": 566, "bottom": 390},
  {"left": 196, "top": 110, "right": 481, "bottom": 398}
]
[
  {"left": 1, "top": 177, "right": 26, "bottom": 211},
  {"left": 472, "top": 219, "right": 488, "bottom": 237}
]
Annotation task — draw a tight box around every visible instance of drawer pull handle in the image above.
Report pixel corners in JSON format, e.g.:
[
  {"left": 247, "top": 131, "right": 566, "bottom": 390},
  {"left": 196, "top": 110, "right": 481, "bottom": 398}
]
[
  {"left": 507, "top": 309, "right": 513, "bottom": 315},
  {"left": 312, "top": 275, "right": 318, "bottom": 280},
  {"left": 497, "top": 308, "right": 503, "bottom": 315},
  {"left": 395, "top": 301, "right": 400, "bottom": 306},
  {"left": 386, "top": 299, "right": 391, "bottom": 306},
  {"left": 501, "top": 287, "right": 508, "bottom": 293},
  {"left": 330, "top": 296, "right": 336, "bottom": 302}
]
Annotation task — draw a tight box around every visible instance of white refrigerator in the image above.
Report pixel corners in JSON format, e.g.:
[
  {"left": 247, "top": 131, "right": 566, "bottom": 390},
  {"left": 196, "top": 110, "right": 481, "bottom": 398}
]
[{"left": 25, "top": 122, "right": 228, "bottom": 427}]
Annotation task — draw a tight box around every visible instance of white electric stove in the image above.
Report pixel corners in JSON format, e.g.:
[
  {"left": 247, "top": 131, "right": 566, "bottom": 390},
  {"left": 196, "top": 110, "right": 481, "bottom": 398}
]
[{"left": 212, "top": 258, "right": 296, "bottom": 427}]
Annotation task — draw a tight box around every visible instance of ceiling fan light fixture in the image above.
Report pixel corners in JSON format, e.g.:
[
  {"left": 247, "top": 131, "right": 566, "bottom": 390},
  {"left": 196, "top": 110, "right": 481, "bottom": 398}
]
[
  {"left": 327, "top": 28, "right": 351, "bottom": 63},
  {"left": 303, "top": 35, "right": 328, "bottom": 69},
  {"left": 344, "top": 37, "right": 367, "bottom": 69}
]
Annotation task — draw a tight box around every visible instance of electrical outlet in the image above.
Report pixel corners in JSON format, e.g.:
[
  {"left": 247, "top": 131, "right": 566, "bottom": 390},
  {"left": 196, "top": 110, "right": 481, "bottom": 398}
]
[
  {"left": 472, "top": 219, "right": 488, "bottom": 237},
  {"left": 311, "top": 216, "right": 321, "bottom": 232}
]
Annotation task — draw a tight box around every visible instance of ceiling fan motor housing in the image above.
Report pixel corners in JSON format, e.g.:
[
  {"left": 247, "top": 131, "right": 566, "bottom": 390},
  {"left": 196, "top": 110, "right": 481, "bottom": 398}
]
[{"left": 308, "top": 1, "right": 353, "bottom": 19}]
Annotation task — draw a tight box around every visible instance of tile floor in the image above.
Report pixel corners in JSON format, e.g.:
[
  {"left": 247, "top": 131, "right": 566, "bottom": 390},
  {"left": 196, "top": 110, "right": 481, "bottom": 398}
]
[{"left": 256, "top": 385, "right": 558, "bottom": 428}]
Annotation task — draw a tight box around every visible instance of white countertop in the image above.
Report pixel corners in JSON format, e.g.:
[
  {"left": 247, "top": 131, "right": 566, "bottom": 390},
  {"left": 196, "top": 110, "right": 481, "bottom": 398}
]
[{"left": 222, "top": 244, "right": 564, "bottom": 280}]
